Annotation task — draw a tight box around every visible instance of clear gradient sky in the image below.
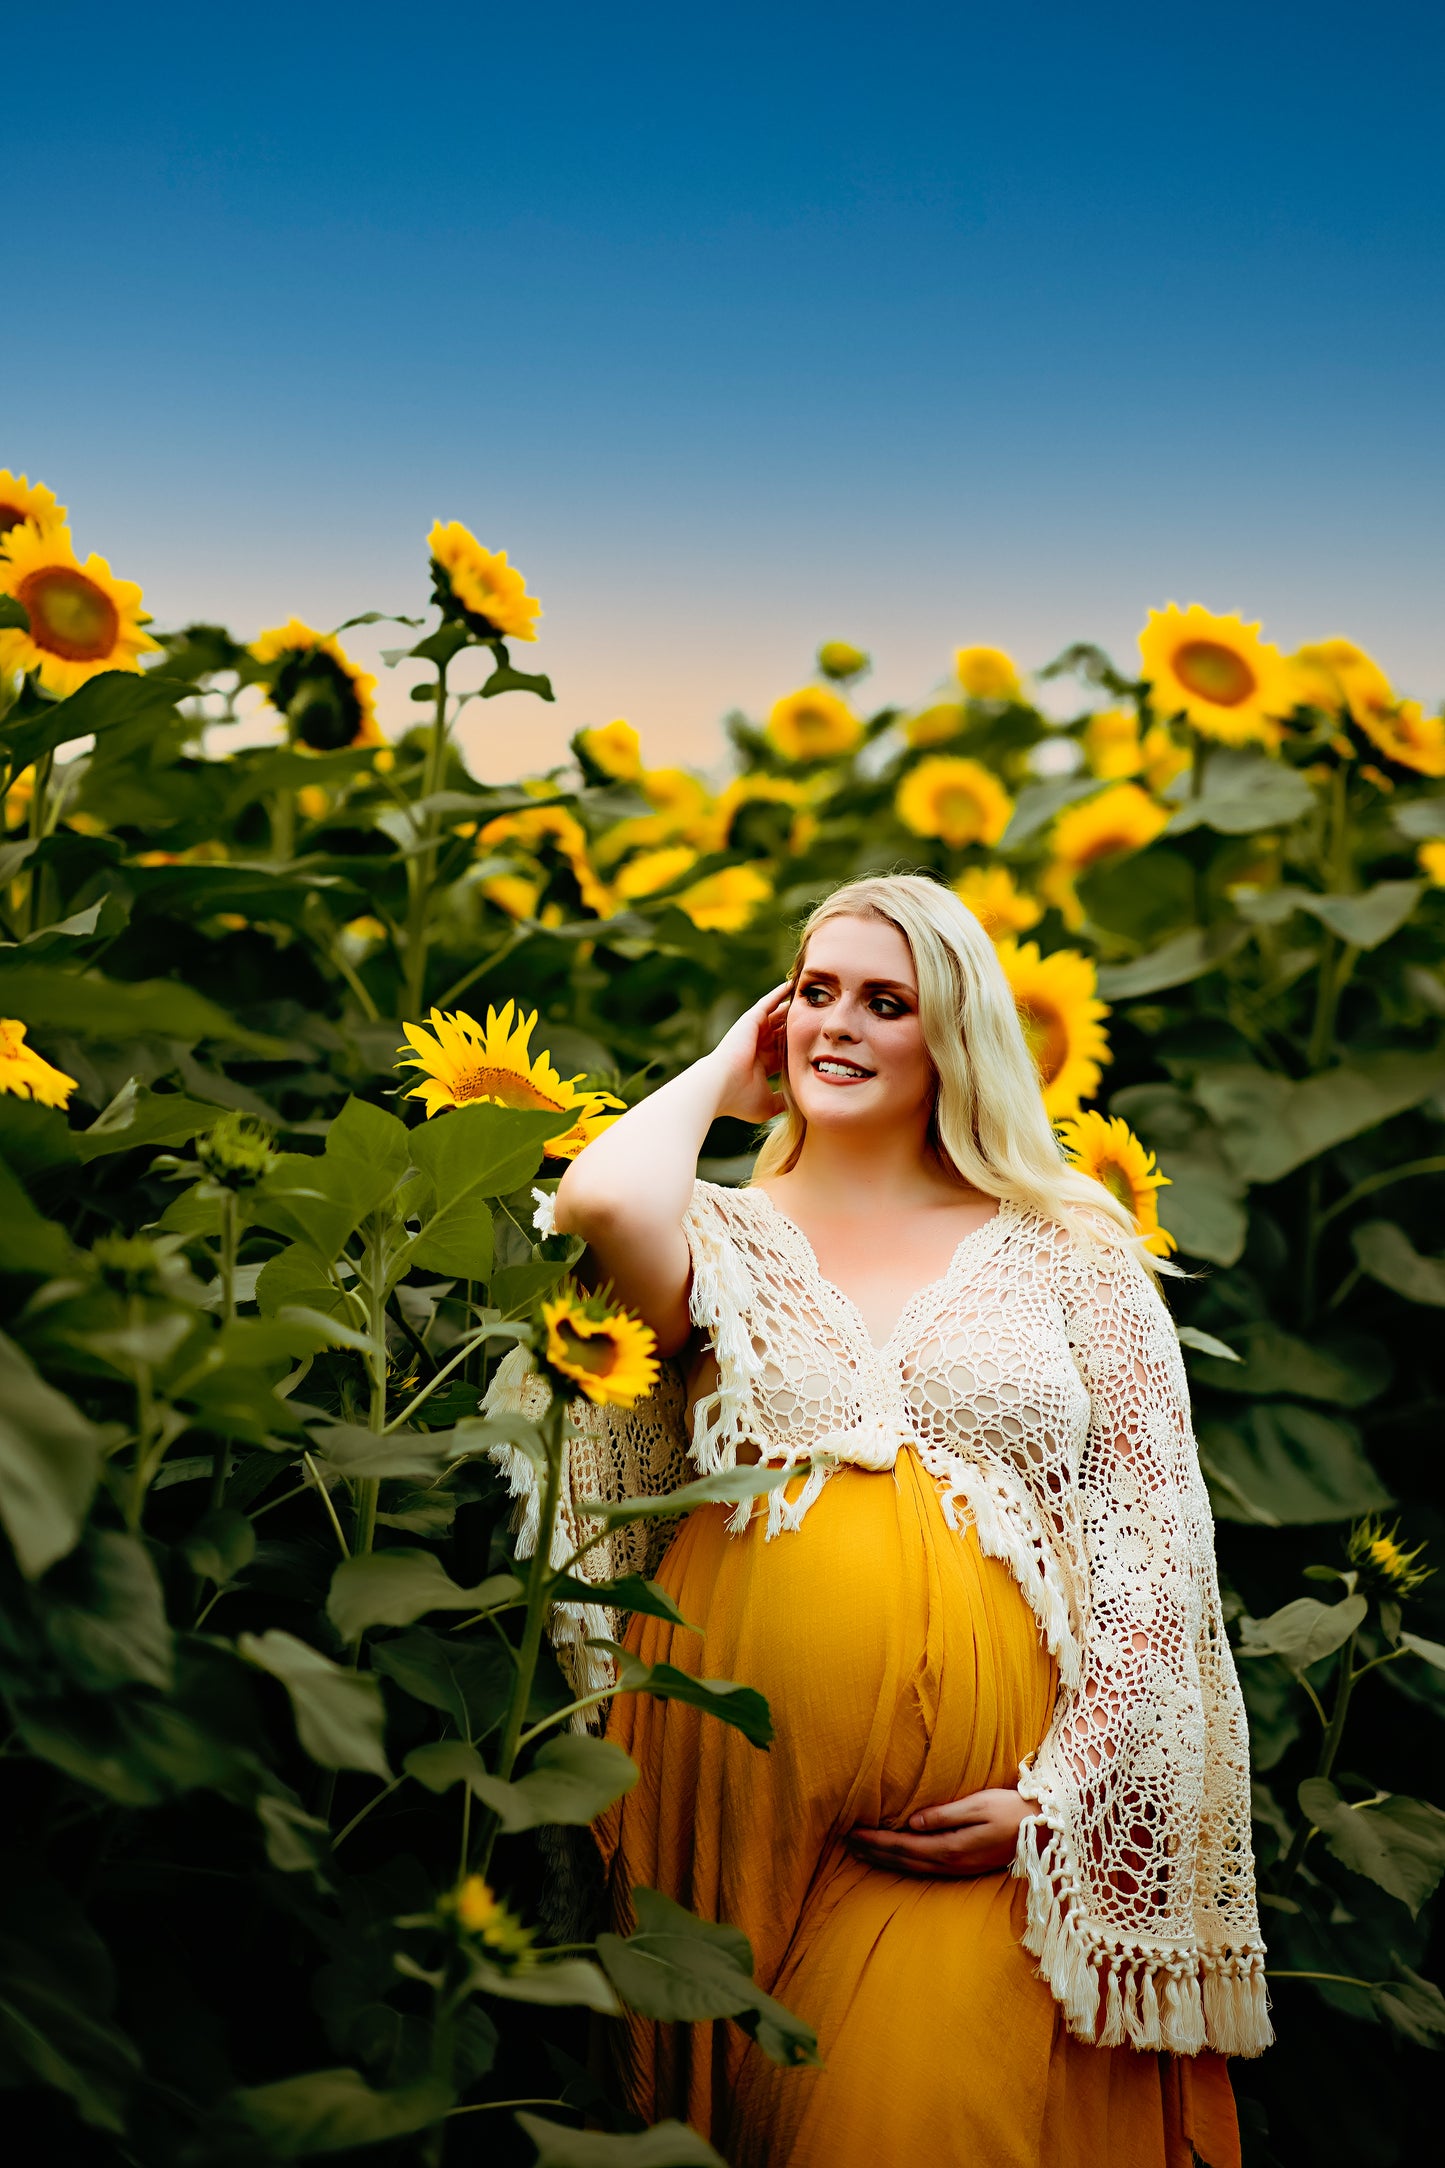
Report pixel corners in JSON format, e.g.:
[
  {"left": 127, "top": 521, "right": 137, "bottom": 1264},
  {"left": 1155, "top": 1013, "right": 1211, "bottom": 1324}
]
[{"left": 8, "top": 1, "right": 1443, "bottom": 776}]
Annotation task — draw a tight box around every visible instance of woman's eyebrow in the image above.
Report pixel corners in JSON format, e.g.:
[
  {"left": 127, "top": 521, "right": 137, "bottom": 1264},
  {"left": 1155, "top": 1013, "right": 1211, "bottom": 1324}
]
[{"left": 797, "top": 969, "right": 916, "bottom": 996}]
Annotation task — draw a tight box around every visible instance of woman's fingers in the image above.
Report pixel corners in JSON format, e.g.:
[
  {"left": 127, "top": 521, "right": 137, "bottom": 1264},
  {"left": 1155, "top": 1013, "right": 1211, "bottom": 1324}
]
[
  {"left": 906, "top": 1795, "right": 989, "bottom": 1833},
  {"left": 845, "top": 1821, "right": 1010, "bottom": 1878}
]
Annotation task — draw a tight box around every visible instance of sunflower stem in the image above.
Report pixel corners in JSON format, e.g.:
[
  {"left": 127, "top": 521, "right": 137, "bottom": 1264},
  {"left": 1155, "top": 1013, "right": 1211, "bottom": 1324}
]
[
  {"left": 352, "top": 1213, "right": 389, "bottom": 1562},
  {"left": 475, "top": 1394, "right": 566, "bottom": 1882},
  {"left": 23, "top": 749, "right": 54, "bottom": 935},
  {"left": 1278, "top": 1625, "right": 1359, "bottom": 1890},
  {"left": 403, "top": 659, "right": 451, "bottom": 1019}
]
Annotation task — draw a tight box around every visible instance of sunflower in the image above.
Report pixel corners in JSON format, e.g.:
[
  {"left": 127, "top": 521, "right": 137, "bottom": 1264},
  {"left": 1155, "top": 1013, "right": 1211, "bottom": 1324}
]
[
  {"left": 1356, "top": 699, "right": 1445, "bottom": 779},
  {"left": 576, "top": 719, "right": 643, "bottom": 781},
  {"left": 956, "top": 647, "right": 1022, "bottom": 701},
  {"left": 1139, "top": 604, "right": 1293, "bottom": 748},
  {"left": 0, "top": 472, "right": 66, "bottom": 544},
  {"left": 1056, "top": 1110, "right": 1175, "bottom": 1256},
  {"left": 1345, "top": 1514, "right": 1433, "bottom": 1599},
  {"left": 904, "top": 703, "right": 966, "bottom": 749},
  {"left": 1289, "top": 637, "right": 1393, "bottom": 725},
  {"left": 896, "top": 756, "right": 1013, "bottom": 849},
  {"left": 1141, "top": 722, "right": 1190, "bottom": 793},
  {"left": 1082, "top": 708, "right": 1142, "bottom": 780},
  {"left": 1041, "top": 783, "right": 1170, "bottom": 928},
  {"left": 251, "top": 620, "right": 382, "bottom": 751},
  {"left": 477, "top": 803, "right": 614, "bottom": 917},
  {"left": 0, "top": 1019, "right": 77, "bottom": 1109},
  {"left": 540, "top": 1284, "right": 661, "bottom": 1407},
  {"left": 613, "top": 844, "right": 700, "bottom": 901},
  {"left": 0, "top": 524, "right": 159, "bottom": 698},
  {"left": 996, "top": 939, "right": 1111, "bottom": 1117},
  {"left": 1417, "top": 841, "right": 1445, "bottom": 888},
  {"left": 428, "top": 519, "right": 541, "bottom": 643},
  {"left": 766, "top": 686, "right": 863, "bottom": 762},
  {"left": 952, "top": 864, "right": 1042, "bottom": 939},
  {"left": 676, "top": 862, "right": 773, "bottom": 932},
  {"left": 396, "top": 1004, "right": 623, "bottom": 1159},
  {"left": 450, "top": 1875, "right": 536, "bottom": 1957},
  {"left": 695, "top": 773, "right": 815, "bottom": 856},
  {"left": 481, "top": 871, "right": 545, "bottom": 921}
]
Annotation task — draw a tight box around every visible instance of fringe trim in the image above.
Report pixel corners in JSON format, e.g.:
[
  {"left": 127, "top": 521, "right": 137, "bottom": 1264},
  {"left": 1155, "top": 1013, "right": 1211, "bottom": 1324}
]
[
  {"left": 681, "top": 1198, "right": 765, "bottom": 1507},
  {"left": 921, "top": 1448, "right": 1084, "bottom": 1693},
  {"left": 1011, "top": 1809, "right": 1274, "bottom": 2059}
]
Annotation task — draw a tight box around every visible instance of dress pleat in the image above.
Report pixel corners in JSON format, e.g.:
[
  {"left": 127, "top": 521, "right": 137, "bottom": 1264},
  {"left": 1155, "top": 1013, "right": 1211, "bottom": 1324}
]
[{"left": 596, "top": 1455, "right": 1239, "bottom": 2168}]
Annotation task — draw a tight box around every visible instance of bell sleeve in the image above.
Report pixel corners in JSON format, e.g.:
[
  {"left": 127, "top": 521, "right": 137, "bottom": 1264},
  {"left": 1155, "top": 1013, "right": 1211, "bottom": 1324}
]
[{"left": 1011, "top": 1230, "right": 1273, "bottom": 2057}]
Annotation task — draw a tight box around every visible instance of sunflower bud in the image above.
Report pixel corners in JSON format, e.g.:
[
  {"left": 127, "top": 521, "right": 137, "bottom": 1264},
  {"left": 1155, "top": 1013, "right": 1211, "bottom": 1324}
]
[
  {"left": 447, "top": 1876, "right": 536, "bottom": 1959},
  {"left": 816, "top": 640, "right": 870, "bottom": 683},
  {"left": 1345, "top": 1515, "right": 1433, "bottom": 1600},
  {"left": 196, "top": 1112, "right": 279, "bottom": 1190}
]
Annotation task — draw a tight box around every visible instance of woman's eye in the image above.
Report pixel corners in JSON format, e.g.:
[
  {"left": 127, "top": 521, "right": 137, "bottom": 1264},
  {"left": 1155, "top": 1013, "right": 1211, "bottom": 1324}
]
[
  {"left": 801, "top": 984, "right": 830, "bottom": 1004},
  {"left": 870, "top": 997, "right": 905, "bottom": 1017}
]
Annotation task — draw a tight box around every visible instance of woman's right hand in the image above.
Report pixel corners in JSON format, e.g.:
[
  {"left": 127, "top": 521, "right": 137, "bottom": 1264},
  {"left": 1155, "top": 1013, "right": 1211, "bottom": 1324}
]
[{"left": 707, "top": 980, "right": 793, "bottom": 1124}]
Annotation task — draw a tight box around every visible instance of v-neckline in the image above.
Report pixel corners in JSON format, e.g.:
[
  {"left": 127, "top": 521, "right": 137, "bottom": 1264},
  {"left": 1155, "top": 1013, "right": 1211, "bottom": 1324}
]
[{"left": 751, "top": 1187, "right": 1012, "bottom": 1356}]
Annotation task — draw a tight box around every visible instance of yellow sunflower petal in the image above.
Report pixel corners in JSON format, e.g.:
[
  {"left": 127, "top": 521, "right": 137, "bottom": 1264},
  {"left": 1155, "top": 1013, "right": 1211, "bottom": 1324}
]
[
  {"left": 955, "top": 646, "right": 1022, "bottom": 701},
  {"left": 1138, "top": 603, "right": 1292, "bottom": 750},
  {"left": 1057, "top": 1109, "right": 1175, "bottom": 1255},
  {"left": 0, "top": 524, "right": 160, "bottom": 698},
  {"left": 428, "top": 519, "right": 542, "bottom": 643},
  {"left": 765, "top": 687, "right": 863, "bottom": 762},
  {"left": 951, "top": 864, "right": 1042, "bottom": 939},
  {"left": 0, "top": 1019, "right": 78, "bottom": 1109},
  {"left": 996, "top": 939, "right": 1111, "bottom": 1118},
  {"left": 541, "top": 1289, "right": 661, "bottom": 1407},
  {"left": 0, "top": 472, "right": 67, "bottom": 545},
  {"left": 895, "top": 756, "right": 1013, "bottom": 849}
]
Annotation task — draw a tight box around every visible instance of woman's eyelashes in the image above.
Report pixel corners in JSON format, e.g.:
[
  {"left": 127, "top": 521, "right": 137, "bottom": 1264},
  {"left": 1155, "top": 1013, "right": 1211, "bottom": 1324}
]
[{"left": 797, "top": 981, "right": 912, "bottom": 1019}]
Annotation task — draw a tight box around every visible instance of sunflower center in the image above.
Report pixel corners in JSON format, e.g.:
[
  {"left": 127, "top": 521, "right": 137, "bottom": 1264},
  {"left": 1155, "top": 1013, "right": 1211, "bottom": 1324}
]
[
  {"left": 1017, "top": 998, "right": 1068, "bottom": 1086},
  {"left": 1077, "top": 827, "right": 1138, "bottom": 868},
  {"left": 17, "top": 566, "right": 119, "bottom": 662},
  {"left": 553, "top": 1320, "right": 620, "bottom": 1376},
  {"left": 451, "top": 1065, "right": 563, "bottom": 1113},
  {"left": 1097, "top": 1158, "right": 1138, "bottom": 1214},
  {"left": 1173, "top": 639, "right": 1256, "bottom": 708},
  {"left": 273, "top": 651, "right": 363, "bottom": 751},
  {"left": 794, "top": 710, "right": 834, "bottom": 746},
  {"left": 938, "top": 787, "right": 985, "bottom": 834}
]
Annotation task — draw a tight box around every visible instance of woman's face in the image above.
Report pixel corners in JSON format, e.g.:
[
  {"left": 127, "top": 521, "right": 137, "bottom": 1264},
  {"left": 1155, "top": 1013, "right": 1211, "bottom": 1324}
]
[{"left": 784, "top": 914, "right": 936, "bottom": 1137}]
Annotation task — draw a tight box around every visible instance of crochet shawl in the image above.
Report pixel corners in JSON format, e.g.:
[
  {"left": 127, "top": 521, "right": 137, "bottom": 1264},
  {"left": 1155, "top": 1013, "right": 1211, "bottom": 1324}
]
[{"left": 488, "top": 1179, "right": 1272, "bottom": 2060}]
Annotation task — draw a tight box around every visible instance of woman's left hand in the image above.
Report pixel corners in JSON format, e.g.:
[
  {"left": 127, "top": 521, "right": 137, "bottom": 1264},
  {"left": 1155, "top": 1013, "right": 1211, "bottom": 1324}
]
[{"left": 845, "top": 1788, "right": 1031, "bottom": 1877}]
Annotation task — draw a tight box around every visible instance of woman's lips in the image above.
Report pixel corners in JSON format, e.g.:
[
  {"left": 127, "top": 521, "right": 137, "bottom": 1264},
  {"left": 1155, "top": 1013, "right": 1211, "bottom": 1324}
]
[{"left": 810, "top": 1056, "right": 877, "bottom": 1082}]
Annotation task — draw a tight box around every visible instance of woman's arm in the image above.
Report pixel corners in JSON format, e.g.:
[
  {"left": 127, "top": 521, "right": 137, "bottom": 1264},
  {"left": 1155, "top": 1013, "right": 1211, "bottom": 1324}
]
[{"left": 553, "top": 980, "right": 791, "bottom": 1353}]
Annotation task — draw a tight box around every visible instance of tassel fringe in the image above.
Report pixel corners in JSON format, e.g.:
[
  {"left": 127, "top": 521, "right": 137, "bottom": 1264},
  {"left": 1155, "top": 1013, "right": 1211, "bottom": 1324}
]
[
  {"left": 1011, "top": 1811, "right": 1273, "bottom": 2058},
  {"left": 926, "top": 1452, "right": 1084, "bottom": 1692}
]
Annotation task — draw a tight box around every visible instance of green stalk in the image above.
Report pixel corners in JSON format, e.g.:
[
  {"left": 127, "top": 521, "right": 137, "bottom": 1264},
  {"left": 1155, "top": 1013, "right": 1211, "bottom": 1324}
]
[
  {"left": 1278, "top": 1626, "right": 1360, "bottom": 1889},
  {"left": 208, "top": 1190, "right": 238, "bottom": 1514},
  {"left": 403, "top": 659, "right": 451, "bottom": 1020},
  {"left": 23, "top": 748, "right": 54, "bottom": 935},
  {"left": 476, "top": 1396, "right": 566, "bottom": 1881},
  {"left": 351, "top": 1214, "right": 389, "bottom": 1560}
]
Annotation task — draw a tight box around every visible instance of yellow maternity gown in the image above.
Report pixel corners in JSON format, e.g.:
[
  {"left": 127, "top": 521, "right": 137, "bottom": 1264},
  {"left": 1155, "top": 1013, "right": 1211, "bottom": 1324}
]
[
  {"left": 597, "top": 1459, "right": 1239, "bottom": 2168},
  {"left": 521, "top": 1180, "right": 1265, "bottom": 2166}
]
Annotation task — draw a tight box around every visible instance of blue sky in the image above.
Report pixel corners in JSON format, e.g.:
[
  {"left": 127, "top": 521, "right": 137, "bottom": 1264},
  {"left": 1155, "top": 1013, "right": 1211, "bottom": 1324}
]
[{"left": 8, "top": 0, "right": 1443, "bottom": 773}]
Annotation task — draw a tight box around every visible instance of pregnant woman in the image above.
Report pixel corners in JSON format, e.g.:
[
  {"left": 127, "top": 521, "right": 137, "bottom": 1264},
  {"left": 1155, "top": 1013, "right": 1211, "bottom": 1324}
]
[{"left": 512, "top": 872, "right": 1269, "bottom": 2166}]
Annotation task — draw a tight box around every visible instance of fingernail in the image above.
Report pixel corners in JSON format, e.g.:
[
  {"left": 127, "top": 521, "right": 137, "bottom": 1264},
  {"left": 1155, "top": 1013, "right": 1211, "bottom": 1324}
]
[{"left": 909, "top": 1814, "right": 925, "bottom": 1831}]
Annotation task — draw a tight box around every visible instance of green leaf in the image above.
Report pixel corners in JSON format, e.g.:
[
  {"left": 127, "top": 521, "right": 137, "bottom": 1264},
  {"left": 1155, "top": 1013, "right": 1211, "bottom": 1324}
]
[
  {"left": 326, "top": 1549, "right": 522, "bottom": 1638},
  {"left": 1187, "top": 1324, "right": 1388, "bottom": 1406},
  {"left": 491, "top": 1257, "right": 570, "bottom": 1314},
  {"left": 306, "top": 1422, "right": 461, "bottom": 1483},
  {"left": 516, "top": 2113, "right": 728, "bottom": 2168},
  {"left": 596, "top": 1640, "right": 773, "bottom": 1749},
  {"left": 1352, "top": 1219, "right": 1445, "bottom": 1305},
  {"left": 0, "top": 1981, "right": 140, "bottom": 2134},
  {"left": 254, "top": 1096, "right": 411, "bottom": 1257},
  {"left": 1297, "top": 1778, "right": 1445, "bottom": 1915},
  {"left": 1095, "top": 924, "right": 1248, "bottom": 1000},
  {"left": 1191, "top": 1050, "right": 1445, "bottom": 1186},
  {"left": 0, "top": 669, "right": 195, "bottom": 770},
  {"left": 1399, "top": 1631, "right": 1445, "bottom": 1673},
  {"left": 237, "top": 1630, "right": 390, "bottom": 1776},
  {"left": 1176, "top": 1326, "right": 1241, "bottom": 1362},
  {"left": 1393, "top": 796, "right": 1445, "bottom": 840},
  {"left": 1372, "top": 1962, "right": 1445, "bottom": 2046},
  {"left": 0, "top": 1091, "right": 80, "bottom": 1179},
  {"left": 481, "top": 660, "right": 555, "bottom": 701},
  {"left": 1153, "top": 1158, "right": 1248, "bottom": 1265},
  {"left": 0, "top": 964, "right": 287, "bottom": 1053},
  {"left": 75, "top": 1078, "right": 221, "bottom": 1161},
  {"left": 0, "top": 1328, "right": 102, "bottom": 1576},
  {"left": 550, "top": 1572, "right": 699, "bottom": 1630},
  {"left": 0, "top": 593, "right": 29, "bottom": 631},
  {"left": 596, "top": 1888, "right": 819, "bottom": 2066},
  {"left": 466, "top": 1734, "right": 639, "bottom": 1831},
  {"left": 1236, "top": 1592, "right": 1367, "bottom": 1671},
  {"left": 255, "top": 1243, "right": 352, "bottom": 1322},
  {"left": 0, "top": 1155, "right": 75, "bottom": 1278},
  {"left": 467, "top": 1955, "right": 620, "bottom": 2012},
  {"left": 43, "top": 1529, "right": 175, "bottom": 1691},
  {"left": 406, "top": 1105, "right": 575, "bottom": 1277},
  {"left": 1165, "top": 752, "right": 1315, "bottom": 835},
  {"left": 999, "top": 776, "right": 1105, "bottom": 849},
  {"left": 1198, "top": 1405, "right": 1392, "bottom": 1525},
  {"left": 183, "top": 1507, "right": 257, "bottom": 1583},
  {"left": 235, "top": 2068, "right": 452, "bottom": 2156},
  {"left": 371, "top": 1627, "right": 514, "bottom": 1733},
  {"left": 581, "top": 1463, "right": 798, "bottom": 1524},
  {"left": 1236, "top": 880, "right": 1424, "bottom": 950}
]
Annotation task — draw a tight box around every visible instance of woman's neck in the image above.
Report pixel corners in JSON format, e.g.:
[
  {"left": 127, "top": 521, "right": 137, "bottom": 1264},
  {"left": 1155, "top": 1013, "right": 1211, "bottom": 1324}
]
[{"left": 775, "top": 1121, "right": 966, "bottom": 1213}]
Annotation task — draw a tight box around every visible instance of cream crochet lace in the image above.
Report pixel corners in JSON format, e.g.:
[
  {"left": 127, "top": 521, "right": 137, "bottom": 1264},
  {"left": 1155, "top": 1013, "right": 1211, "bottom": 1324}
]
[{"left": 489, "top": 1179, "right": 1271, "bottom": 2059}]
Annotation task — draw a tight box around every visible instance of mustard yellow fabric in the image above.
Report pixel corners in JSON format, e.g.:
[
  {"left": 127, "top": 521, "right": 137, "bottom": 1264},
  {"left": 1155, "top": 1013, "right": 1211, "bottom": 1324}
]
[{"left": 596, "top": 1455, "right": 1240, "bottom": 2168}]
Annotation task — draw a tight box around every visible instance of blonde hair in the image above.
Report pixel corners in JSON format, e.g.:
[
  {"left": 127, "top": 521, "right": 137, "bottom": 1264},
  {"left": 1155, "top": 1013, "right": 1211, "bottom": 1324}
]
[{"left": 752, "top": 872, "right": 1159, "bottom": 1271}]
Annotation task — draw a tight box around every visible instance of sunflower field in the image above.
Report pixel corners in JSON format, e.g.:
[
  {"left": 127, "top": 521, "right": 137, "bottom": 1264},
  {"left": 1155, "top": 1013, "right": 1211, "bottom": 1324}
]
[{"left": 1, "top": 471, "right": 1443, "bottom": 2167}]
